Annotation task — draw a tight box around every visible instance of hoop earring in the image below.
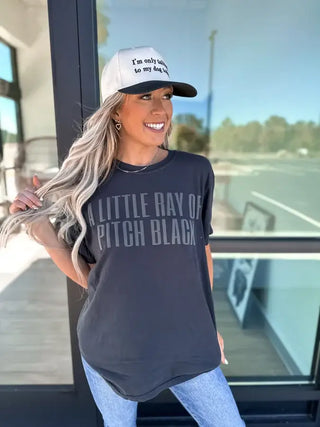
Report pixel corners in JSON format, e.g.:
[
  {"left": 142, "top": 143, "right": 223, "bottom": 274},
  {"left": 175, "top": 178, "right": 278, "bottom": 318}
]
[{"left": 115, "top": 121, "right": 121, "bottom": 131}]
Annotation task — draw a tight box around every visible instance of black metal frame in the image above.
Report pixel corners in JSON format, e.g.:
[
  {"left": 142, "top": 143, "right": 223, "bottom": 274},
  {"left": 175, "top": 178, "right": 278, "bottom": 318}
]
[
  {"left": 0, "top": 2, "right": 98, "bottom": 426},
  {"left": 1, "top": 0, "right": 320, "bottom": 425}
]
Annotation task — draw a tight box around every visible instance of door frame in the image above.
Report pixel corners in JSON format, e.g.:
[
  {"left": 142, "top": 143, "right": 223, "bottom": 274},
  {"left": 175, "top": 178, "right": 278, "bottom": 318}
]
[
  {"left": 0, "top": 1, "right": 99, "bottom": 425},
  {"left": 1, "top": 0, "right": 320, "bottom": 425}
]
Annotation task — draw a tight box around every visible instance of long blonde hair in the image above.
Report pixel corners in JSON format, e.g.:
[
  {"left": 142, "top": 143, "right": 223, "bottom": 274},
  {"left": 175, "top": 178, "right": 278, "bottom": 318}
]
[{"left": 0, "top": 91, "right": 172, "bottom": 285}]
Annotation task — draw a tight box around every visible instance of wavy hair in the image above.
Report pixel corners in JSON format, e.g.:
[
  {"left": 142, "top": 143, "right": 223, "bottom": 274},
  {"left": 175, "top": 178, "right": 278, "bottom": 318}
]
[{"left": 0, "top": 91, "right": 172, "bottom": 287}]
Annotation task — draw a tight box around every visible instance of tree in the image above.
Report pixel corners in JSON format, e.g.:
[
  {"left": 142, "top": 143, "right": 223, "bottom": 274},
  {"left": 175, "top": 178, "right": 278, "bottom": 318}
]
[
  {"left": 212, "top": 117, "right": 237, "bottom": 151},
  {"left": 262, "top": 116, "right": 289, "bottom": 152},
  {"left": 172, "top": 114, "right": 208, "bottom": 153}
]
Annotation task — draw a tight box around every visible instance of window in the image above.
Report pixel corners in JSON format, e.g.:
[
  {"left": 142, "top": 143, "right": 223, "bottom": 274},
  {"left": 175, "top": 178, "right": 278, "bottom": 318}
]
[
  {"left": 96, "top": 0, "right": 320, "bottom": 238},
  {"left": 0, "top": 9, "right": 70, "bottom": 386},
  {"left": 96, "top": 0, "right": 320, "bottom": 393},
  {"left": 0, "top": 39, "right": 22, "bottom": 145}
]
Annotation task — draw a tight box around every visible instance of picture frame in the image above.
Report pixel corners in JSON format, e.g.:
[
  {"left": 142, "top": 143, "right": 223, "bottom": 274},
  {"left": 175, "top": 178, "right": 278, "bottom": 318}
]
[
  {"left": 241, "top": 201, "right": 275, "bottom": 233},
  {"left": 227, "top": 202, "right": 275, "bottom": 326}
]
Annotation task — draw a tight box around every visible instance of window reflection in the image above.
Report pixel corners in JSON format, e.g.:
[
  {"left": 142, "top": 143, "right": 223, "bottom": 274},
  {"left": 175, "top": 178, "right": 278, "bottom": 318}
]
[
  {"left": 97, "top": 0, "right": 320, "bottom": 237},
  {"left": 96, "top": 0, "right": 320, "bottom": 386},
  {"left": 0, "top": 97, "right": 18, "bottom": 143},
  {"left": 214, "top": 254, "right": 319, "bottom": 381},
  {"left": 0, "top": 41, "right": 13, "bottom": 82},
  {"left": 0, "top": 0, "right": 73, "bottom": 385}
]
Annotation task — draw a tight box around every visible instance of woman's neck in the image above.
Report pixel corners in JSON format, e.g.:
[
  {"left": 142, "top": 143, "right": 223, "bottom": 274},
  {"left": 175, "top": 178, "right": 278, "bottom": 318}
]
[{"left": 116, "top": 145, "right": 167, "bottom": 166}]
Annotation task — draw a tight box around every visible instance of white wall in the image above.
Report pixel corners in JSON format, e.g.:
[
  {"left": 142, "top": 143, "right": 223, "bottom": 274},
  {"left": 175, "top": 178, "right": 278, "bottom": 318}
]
[
  {"left": 259, "top": 259, "right": 320, "bottom": 375},
  {"left": 0, "top": 0, "right": 56, "bottom": 140}
]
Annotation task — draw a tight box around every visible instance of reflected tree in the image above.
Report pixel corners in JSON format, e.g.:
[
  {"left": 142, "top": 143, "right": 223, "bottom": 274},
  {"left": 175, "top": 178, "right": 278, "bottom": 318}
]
[
  {"left": 212, "top": 115, "right": 320, "bottom": 155},
  {"left": 96, "top": 0, "right": 110, "bottom": 79},
  {"left": 173, "top": 114, "right": 209, "bottom": 154}
]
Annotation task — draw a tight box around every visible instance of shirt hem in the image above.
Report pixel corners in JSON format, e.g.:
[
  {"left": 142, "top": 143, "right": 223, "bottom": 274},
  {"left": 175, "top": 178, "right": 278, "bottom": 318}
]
[{"left": 104, "top": 360, "right": 221, "bottom": 402}]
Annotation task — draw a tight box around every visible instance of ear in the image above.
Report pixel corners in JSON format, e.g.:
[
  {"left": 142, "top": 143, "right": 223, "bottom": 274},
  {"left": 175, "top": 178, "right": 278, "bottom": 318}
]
[{"left": 111, "top": 111, "right": 120, "bottom": 121}]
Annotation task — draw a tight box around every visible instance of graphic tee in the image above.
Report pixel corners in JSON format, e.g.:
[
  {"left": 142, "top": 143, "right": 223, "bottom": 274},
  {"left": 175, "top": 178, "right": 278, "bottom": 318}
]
[{"left": 74, "top": 149, "right": 221, "bottom": 402}]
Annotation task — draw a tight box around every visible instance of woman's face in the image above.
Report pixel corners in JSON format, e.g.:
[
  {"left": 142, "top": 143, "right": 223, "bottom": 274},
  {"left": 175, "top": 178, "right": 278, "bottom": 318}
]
[{"left": 115, "top": 86, "right": 173, "bottom": 148}]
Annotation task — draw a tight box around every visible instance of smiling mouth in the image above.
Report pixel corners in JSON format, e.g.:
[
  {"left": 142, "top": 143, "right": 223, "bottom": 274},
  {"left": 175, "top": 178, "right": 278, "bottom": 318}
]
[{"left": 144, "top": 122, "right": 165, "bottom": 131}]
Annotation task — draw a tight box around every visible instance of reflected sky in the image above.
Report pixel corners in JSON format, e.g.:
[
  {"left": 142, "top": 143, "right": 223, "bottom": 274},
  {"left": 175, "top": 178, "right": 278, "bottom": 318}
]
[
  {"left": 101, "top": 0, "right": 320, "bottom": 128},
  {"left": 0, "top": 41, "right": 13, "bottom": 82}
]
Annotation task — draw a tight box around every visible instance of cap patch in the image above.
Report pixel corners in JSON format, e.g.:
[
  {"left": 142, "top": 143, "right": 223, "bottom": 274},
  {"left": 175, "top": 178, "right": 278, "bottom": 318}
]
[{"left": 131, "top": 56, "right": 169, "bottom": 77}]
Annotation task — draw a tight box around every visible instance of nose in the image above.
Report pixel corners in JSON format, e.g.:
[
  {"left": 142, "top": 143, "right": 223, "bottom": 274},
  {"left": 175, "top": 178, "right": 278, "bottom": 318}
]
[{"left": 151, "top": 97, "right": 167, "bottom": 114}]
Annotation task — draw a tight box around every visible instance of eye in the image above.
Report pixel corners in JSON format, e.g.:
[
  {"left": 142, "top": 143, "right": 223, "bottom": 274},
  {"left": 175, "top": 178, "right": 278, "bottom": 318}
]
[
  {"left": 164, "top": 92, "right": 173, "bottom": 100},
  {"left": 140, "top": 93, "right": 152, "bottom": 100}
]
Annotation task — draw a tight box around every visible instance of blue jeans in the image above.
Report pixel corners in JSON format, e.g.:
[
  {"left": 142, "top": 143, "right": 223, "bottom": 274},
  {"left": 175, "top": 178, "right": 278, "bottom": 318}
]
[{"left": 81, "top": 355, "right": 246, "bottom": 426}]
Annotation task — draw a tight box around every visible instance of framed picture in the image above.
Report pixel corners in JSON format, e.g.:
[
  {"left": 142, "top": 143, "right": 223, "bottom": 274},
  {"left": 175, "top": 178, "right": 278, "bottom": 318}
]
[
  {"left": 241, "top": 202, "right": 275, "bottom": 232},
  {"left": 227, "top": 202, "right": 275, "bottom": 326},
  {"left": 227, "top": 257, "right": 258, "bottom": 325}
]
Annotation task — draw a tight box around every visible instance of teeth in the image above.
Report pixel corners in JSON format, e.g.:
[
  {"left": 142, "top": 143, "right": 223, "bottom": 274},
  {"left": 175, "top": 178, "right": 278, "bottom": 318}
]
[{"left": 145, "top": 122, "right": 164, "bottom": 130}]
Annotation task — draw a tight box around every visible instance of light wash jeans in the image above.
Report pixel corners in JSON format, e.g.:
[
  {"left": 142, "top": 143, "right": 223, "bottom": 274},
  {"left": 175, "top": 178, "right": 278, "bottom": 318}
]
[{"left": 81, "top": 355, "right": 246, "bottom": 427}]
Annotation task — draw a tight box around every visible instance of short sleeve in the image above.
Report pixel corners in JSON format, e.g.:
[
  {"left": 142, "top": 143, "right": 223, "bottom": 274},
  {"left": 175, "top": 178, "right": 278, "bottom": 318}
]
[
  {"left": 202, "top": 163, "right": 215, "bottom": 245},
  {"left": 68, "top": 222, "right": 96, "bottom": 264}
]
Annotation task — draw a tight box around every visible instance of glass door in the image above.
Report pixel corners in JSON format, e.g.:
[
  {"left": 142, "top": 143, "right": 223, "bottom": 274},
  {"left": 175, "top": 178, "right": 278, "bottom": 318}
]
[{"left": 94, "top": 0, "right": 320, "bottom": 425}]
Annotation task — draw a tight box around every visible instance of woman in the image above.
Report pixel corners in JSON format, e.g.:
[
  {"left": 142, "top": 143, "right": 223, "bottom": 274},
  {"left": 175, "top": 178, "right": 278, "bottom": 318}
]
[{"left": 1, "top": 46, "right": 245, "bottom": 426}]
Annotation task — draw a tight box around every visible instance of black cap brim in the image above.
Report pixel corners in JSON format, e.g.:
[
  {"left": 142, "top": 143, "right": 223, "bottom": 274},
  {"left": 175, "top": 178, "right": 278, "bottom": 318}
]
[{"left": 118, "top": 80, "right": 197, "bottom": 97}]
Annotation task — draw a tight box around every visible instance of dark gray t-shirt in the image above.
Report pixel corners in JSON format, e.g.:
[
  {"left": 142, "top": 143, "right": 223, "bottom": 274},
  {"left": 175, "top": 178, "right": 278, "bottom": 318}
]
[{"left": 75, "top": 149, "right": 221, "bottom": 402}]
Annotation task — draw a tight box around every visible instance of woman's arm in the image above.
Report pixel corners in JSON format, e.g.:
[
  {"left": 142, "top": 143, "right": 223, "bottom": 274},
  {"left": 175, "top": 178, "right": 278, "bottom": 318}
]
[
  {"left": 8, "top": 175, "right": 91, "bottom": 288},
  {"left": 32, "top": 217, "right": 91, "bottom": 289},
  {"left": 45, "top": 246, "right": 90, "bottom": 289},
  {"left": 205, "top": 243, "right": 213, "bottom": 290}
]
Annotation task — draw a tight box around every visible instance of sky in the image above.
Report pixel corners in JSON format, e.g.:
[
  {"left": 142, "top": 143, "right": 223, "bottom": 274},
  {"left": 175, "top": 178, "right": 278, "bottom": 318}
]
[
  {"left": 99, "top": 0, "right": 320, "bottom": 129},
  {"left": 0, "top": 42, "right": 16, "bottom": 134},
  {"left": 1, "top": 0, "right": 320, "bottom": 134}
]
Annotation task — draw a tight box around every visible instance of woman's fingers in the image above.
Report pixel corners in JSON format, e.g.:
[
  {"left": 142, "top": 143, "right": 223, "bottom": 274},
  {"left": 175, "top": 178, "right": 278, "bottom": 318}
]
[
  {"left": 32, "top": 175, "right": 41, "bottom": 189},
  {"left": 218, "top": 331, "right": 224, "bottom": 351},
  {"left": 217, "top": 331, "right": 229, "bottom": 365},
  {"left": 15, "top": 192, "right": 41, "bottom": 209},
  {"left": 9, "top": 200, "right": 28, "bottom": 214},
  {"left": 217, "top": 331, "right": 224, "bottom": 351},
  {"left": 9, "top": 180, "right": 43, "bottom": 214},
  {"left": 15, "top": 188, "right": 42, "bottom": 206}
]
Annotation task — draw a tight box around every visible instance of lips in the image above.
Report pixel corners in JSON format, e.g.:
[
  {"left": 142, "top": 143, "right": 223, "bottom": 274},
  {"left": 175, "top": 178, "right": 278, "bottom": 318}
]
[{"left": 144, "top": 122, "right": 165, "bottom": 131}]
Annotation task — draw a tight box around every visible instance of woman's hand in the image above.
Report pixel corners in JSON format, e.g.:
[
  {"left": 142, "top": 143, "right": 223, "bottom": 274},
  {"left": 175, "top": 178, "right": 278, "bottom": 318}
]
[
  {"left": 9, "top": 175, "right": 42, "bottom": 214},
  {"left": 217, "top": 330, "right": 229, "bottom": 365}
]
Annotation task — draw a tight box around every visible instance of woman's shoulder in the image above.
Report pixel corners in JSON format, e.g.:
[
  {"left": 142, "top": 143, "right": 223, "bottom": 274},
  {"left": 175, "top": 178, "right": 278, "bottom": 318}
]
[{"left": 174, "top": 149, "right": 212, "bottom": 170}]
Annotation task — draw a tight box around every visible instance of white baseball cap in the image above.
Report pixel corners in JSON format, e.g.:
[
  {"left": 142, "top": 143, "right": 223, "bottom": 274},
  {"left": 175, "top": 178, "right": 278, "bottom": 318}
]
[{"left": 100, "top": 46, "right": 197, "bottom": 102}]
